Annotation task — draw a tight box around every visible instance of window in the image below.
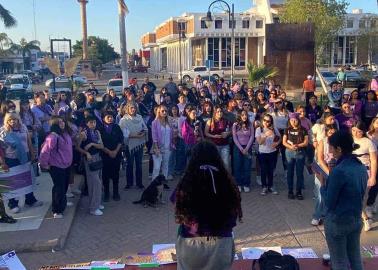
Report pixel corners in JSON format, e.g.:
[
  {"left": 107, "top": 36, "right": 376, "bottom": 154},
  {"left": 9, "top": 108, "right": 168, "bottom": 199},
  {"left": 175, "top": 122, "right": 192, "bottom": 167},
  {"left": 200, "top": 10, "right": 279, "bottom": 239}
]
[
  {"left": 345, "top": 36, "right": 356, "bottom": 64},
  {"left": 256, "top": 20, "right": 263, "bottom": 29},
  {"left": 359, "top": 20, "right": 366, "bottom": 29},
  {"left": 215, "top": 19, "right": 222, "bottom": 29},
  {"left": 201, "top": 19, "right": 208, "bottom": 29},
  {"left": 229, "top": 20, "right": 236, "bottom": 29},
  {"left": 333, "top": 36, "right": 343, "bottom": 65},
  {"left": 242, "top": 19, "right": 250, "bottom": 29},
  {"left": 235, "top": 38, "right": 246, "bottom": 67},
  {"left": 178, "top": 22, "right": 186, "bottom": 32},
  {"left": 208, "top": 38, "right": 220, "bottom": 68},
  {"left": 221, "top": 38, "right": 231, "bottom": 67},
  {"left": 194, "top": 67, "right": 207, "bottom": 72},
  {"left": 346, "top": 20, "right": 354, "bottom": 28},
  {"left": 371, "top": 19, "right": 377, "bottom": 29}
]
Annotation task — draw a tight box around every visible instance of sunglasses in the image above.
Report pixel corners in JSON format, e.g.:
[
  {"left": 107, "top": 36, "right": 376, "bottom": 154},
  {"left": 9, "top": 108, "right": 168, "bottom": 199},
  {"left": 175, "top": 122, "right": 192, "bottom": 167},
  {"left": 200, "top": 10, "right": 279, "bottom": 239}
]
[
  {"left": 263, "top": 119, "right": 271, "bottom": 123},
  {"left": 161, "top": 110, "right": 167, "bottom": 113}
]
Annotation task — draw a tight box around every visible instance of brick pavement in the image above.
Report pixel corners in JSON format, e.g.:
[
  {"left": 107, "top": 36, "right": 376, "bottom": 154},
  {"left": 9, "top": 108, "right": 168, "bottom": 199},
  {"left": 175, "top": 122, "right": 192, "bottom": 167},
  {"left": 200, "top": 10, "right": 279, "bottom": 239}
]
[{"left": 8, "top": 155, "right": 378, "bottom": 270}]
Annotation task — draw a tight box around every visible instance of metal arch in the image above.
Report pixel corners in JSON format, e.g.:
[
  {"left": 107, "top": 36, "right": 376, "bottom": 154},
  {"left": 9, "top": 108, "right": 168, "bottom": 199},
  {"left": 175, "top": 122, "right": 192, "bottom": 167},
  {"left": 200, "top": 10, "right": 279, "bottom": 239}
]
[{"left": 207, "top": 0, "right": 231, "bottom": 20}]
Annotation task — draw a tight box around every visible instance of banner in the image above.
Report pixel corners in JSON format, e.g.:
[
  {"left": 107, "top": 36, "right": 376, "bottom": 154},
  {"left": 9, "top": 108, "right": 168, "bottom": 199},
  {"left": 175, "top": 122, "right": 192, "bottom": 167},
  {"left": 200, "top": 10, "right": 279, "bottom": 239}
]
[{"left": 0, "top": 163, "right": 33, "bottom": 200}]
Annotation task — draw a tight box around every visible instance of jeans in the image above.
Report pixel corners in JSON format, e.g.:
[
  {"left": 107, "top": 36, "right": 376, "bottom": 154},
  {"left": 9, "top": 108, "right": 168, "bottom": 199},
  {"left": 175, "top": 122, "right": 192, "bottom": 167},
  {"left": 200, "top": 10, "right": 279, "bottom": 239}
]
[
  {"left": 6, "top": 158, "right": 37, "bottom": 209},
  {"left": 324, "top": 216, "right": 363, "bottom": 270},
  {"left": 233, "top": 146, "right": 252, "bottom": 187},
  {"left": 175, "top": 138, "right": 186, "bottom": 174},
  {"left": 84, "top": 154, "right": 102, "bottom": 211},
  {"left": 217, "top": 145, "right": 230, "bottom": 171},
  {"left": 258, "top": 151, "right": 277, "bottom": 188},
  {"left": 313, "top": 176, "right": 326, "bottom": 220},
  {"left": 152, "top": 149, "right": 171, "bottom": 180},
  {"left": 49, "top": 166, "right": 70, "bottom": 214},
  {"left": 286, "top": 149, "right": 306, "bottom": 194},
  {"left": 126, "top": 147, "right": 144, "bottom": 187}
]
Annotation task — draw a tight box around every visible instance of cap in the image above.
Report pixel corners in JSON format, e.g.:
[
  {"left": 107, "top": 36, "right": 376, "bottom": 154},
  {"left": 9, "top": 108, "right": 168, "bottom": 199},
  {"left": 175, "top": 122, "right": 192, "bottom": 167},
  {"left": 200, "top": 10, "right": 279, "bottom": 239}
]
[{"left": 289, "top": 112, "right": 300, "bottom": 120}]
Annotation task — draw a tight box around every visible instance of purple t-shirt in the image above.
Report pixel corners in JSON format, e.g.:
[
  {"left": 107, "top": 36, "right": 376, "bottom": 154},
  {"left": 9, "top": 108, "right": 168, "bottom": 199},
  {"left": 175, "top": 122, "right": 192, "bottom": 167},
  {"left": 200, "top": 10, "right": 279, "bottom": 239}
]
[{"left": 335, "top": 114, "right": 357, "bottom": 132}]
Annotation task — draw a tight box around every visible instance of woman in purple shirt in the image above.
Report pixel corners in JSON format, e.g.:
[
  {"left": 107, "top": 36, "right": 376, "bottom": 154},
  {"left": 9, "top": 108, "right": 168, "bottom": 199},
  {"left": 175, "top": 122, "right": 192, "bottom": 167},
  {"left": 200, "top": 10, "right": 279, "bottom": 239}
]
[
  {"left": 232, "top": 110, "right": 254, "bottom": 192},
  {"left": 335, "top": 102, "right": 359, "bottom": 133},
  {"left": 39, "top": 116, "right": 73, "bottom": 219}
]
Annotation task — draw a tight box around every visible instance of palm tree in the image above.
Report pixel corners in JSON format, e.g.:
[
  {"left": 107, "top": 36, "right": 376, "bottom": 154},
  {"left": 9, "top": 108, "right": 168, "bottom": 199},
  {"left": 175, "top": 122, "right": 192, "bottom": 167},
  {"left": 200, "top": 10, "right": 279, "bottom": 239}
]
[
  {"left": 247, "top": 62, "right": 279, "bottom": 87},
  {"left": 0, "top": 33, "right": 12, "bottom": 56},
  {"left": 0, "top": 4, "right": 17, "bottom": 28},
  {"left": 9, "top": 38, "right": 41, "bottom": 70}
]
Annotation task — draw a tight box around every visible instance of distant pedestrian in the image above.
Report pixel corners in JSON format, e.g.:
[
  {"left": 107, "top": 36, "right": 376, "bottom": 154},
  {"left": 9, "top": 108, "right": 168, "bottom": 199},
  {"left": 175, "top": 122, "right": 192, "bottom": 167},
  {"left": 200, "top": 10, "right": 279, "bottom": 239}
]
[
  {"left": 336, "top": 67, "right": 347, "bottom": 87},
  {"left": 0, "top": 83, "right": 8, "bottom": 102},
  {"left": 165, "top": 77, "right": 178, "bottom": 102},
  {"left": 302, "top": 75, "right": 316, "bottom": 106}
]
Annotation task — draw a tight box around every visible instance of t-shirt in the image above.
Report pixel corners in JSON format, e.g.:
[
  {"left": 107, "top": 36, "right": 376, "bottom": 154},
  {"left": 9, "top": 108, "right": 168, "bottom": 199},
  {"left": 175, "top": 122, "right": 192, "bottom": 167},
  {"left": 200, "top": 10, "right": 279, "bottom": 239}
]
[
  {"left": 271, "top": 111, "right": 288, "bottom": 131},
  {"left": 353, "top": 137, "right": 377, "bottom": 168},
  {"left": 284, "top": 127, "right": 308, "bottom": 149},
  {"left": 207, "top": 118, "right": 231, "bottom": 146},
  {"left": 255, "top": 127, "right": 280, "bottom": 153}
]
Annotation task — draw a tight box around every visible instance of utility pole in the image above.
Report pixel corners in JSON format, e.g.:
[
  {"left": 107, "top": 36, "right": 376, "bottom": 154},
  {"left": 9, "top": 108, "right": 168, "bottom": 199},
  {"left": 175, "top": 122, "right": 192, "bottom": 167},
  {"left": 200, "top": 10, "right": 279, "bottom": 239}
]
[{"left": 118, "top": 0, "right": 129, "bottom": 88}]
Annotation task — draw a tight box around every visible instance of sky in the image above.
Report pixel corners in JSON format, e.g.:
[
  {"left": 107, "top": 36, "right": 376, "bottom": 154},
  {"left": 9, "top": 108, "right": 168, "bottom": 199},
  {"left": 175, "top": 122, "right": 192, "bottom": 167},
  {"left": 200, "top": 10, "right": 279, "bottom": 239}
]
[{"left": 1, "top": 0, "right": 377, "bottom": 54}]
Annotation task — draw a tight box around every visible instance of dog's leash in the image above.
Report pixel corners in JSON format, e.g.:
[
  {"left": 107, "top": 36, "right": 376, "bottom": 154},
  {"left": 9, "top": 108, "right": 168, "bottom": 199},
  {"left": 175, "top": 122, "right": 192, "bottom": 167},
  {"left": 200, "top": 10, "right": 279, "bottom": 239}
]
[{"left": 199, "top": 165, "right": 219, "bottom": 194}]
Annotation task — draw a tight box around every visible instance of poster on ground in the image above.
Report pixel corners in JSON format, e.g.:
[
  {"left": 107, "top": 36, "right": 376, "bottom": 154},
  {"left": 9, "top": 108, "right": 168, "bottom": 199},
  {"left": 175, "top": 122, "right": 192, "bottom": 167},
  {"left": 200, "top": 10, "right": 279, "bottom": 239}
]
[
  {"left": 0, "top": 251, "right": 26, "bottom": 270},
  {"left": 241, "top": 247, "right": 282, "bottom": 260},
  {"left": 0, "top": 163, "right": 33, "bottom": 200}
]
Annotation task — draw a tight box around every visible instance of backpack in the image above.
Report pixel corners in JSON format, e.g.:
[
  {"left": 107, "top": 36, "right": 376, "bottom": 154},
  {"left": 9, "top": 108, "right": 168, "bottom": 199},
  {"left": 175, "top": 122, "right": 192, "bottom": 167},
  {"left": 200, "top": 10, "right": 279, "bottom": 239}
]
[{"left": 252, "top": 250, "right": 300, "bottom": 270}]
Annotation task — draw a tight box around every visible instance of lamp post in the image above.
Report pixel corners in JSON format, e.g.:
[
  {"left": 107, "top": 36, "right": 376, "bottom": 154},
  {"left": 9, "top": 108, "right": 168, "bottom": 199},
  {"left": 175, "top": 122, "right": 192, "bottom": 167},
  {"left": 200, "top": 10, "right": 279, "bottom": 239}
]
[
  {"left": 178, "top": 28, "right": 186, "bottom": 85},
  {"left": 205, "top": 0, "right": 234, "bottom": 84}
]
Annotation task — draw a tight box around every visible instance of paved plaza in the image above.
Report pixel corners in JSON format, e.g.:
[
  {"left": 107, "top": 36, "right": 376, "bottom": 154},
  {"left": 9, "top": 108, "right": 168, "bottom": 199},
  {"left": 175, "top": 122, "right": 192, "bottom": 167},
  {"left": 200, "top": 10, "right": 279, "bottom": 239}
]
[{"left": 0, "top": 153, "right": 376, "bottom": 270}]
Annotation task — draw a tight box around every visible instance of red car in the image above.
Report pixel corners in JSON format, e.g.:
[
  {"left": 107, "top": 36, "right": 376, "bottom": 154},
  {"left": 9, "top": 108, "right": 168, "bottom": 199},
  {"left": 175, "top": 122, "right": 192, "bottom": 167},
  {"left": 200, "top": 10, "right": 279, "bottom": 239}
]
[{"left": 131, "top": 65, "right": 148, "bottom": 73}]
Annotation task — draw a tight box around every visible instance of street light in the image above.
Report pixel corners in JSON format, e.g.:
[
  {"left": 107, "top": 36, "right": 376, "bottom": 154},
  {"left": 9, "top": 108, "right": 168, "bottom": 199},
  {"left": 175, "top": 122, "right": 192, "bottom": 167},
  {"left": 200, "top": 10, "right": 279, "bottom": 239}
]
[
  {"left": 204, "top": 0, "right": 235, "bottom": 84},
  {"left": 178, "top": 28, "right": 186, "bottom": 85}
]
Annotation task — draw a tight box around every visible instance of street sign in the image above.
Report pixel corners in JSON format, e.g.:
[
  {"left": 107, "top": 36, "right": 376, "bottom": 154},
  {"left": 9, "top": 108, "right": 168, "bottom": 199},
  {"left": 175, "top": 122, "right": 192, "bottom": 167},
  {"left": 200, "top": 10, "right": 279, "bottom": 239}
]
[{"left": 205, "top": 59, "right": 214, "bottom": 69}]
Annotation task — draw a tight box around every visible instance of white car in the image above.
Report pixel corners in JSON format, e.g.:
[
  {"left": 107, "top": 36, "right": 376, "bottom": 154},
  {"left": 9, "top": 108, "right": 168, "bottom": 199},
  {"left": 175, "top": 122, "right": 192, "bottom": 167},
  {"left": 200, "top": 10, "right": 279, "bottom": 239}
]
[
  {"left": 106, "top": 79, "right": 123, "bottom": 94},
  {"left": 45, "top": 78, "right": 72, "bottom": 97},
  {"left": 180, "top": 66, "right": 220, "bottom": 82},
  {"left": 45, "top": 75, "right": 88, "bottom": 86},
  {"left": 4, "top": 74, "right": 33, "bottom": 99}
]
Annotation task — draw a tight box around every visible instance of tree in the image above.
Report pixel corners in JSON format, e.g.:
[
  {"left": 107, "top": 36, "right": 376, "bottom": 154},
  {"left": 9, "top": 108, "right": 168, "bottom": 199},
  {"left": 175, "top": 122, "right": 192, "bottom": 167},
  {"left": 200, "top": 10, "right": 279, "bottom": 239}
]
[
  {"left": 0, "top": 33, "right": 12, "bottom": 56},
  {"left": 73, "top": 36, "right": 120, "bottom": 71},
  {"left": 0, "top": 4, "right": 16, "bottom": 28},
  {"left": 9, "top": 38, "right": 41, "bottom": 70},
  {"left": 280, "top": 0, "right": 349, "bottom": 61},
  {"left": 247, "top": 62, "right": 279, "bottom": 87}
]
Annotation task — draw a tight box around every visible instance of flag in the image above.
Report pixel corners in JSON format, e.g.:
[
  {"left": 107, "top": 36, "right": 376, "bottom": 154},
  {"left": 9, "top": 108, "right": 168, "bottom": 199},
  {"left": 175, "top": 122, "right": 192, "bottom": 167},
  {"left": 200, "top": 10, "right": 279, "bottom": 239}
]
[{"left": 118, "top": 0, "right": 129, "bottom": 15}]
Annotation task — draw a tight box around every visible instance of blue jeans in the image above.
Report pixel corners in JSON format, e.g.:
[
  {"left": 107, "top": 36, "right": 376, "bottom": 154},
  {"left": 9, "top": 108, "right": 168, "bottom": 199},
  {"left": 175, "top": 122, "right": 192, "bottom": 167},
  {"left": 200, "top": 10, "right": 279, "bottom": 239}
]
[
  {"left": 313, "top": 176, "right": 326, "bottom": 220},
  {"left": 257, "top": 151, "right": 277, "bottom": 188},
  {"left": 126, "top": 147, "right": 143, "bottom": 187},
  {"left": 233, "top": 146, "right": 252, "bottom": 187},
  {"left": 5, "top": 158, "right": 37, "bottom": 209},
  {"left": 324, "top": 216, "right": 363, "bottom": 270},
  {"left": 216, "top": 145, "right": 230, "bottom": 171},
  {"left": 286, "top": 149, "right": 305, "bottom": 194}
]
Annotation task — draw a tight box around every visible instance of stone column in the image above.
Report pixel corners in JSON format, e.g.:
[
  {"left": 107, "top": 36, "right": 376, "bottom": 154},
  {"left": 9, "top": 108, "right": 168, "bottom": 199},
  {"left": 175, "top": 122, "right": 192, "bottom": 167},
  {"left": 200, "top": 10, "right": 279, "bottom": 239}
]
[{"left": 78, "top": 0, "right": 88, "bottom": 60}]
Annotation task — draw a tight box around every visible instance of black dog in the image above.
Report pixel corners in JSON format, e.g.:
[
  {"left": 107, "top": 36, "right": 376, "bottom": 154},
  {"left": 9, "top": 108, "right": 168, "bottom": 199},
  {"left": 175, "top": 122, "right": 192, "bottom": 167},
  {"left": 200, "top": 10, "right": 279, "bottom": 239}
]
[{"left": 133, "top": 175, "right": 165, "bottom": 207}]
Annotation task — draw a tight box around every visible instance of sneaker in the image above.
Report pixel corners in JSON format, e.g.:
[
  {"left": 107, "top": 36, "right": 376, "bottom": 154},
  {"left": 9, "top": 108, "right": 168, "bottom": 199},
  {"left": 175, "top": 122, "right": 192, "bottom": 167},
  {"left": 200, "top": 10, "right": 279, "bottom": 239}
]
[
  {"left": 260, "top": 187, "right": 267, "bottom": 196},
  {"left": 311, "top": 219, "right": 320, "bottom": 226},
  {"left": 268, "top": 187, "right": 279, "bottom": 195},
  {"left": 365, "top": 206, "right": 374, "bottom": 219},
  {"left": 0, "top": 215, "right": 17, "bottom": 224},
  {"left": 363, "top": 218, "right": 372, "bottom": 232},
  {"left": 9, "top": 207, "right": 20, "bottom": 214},
  {"left": 99, "top": 205, "right": 105, "bottom": 210},
  {"left": 26, "top": 201, "right": 43, "bottom": 208},
  {"left": 90, "top": 209, "right": 103, "bottom": 216},
  {"left": 66, "top": 201, "right": 74, "bottom": 207},
  {"left": 71, "top": 188, "right": 82, "bottom": 195},
  {"left": 256, "top": 176, "right": 262, "bottom": 186},
  {"left": 66, "top": 192, "right": 74, "bottom": 198},
  {"left": 296, "top": 193, "right": 304, "bottom": 200},
  {"left": 243, "top": 186, "right": 251, "bottom": 193},
  {"left": 53, "top": 213, "right": 63, "bottom": 219},
  {"left": 167, "top": 175, "right": 174, "bottom": 181},
  {"left": 288, "top": 193, "right": 295, "bottom": 200},
  {"left": 238, "top": 186, "right": 242, "bottom": 192}
]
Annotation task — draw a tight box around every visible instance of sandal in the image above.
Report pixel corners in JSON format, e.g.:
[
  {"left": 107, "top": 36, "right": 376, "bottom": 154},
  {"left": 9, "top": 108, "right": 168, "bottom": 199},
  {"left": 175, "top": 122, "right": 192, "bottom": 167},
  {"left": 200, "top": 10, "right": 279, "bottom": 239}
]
[{"left": 0, "top": 215, "right": 17, "bottom": 224}]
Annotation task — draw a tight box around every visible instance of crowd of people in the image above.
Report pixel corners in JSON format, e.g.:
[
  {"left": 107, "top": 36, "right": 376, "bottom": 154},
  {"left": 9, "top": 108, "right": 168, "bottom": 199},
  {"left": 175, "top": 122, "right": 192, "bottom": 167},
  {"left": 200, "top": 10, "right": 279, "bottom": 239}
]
[{"left": 0, "top": 72, "right": 377, "bottom": 269}]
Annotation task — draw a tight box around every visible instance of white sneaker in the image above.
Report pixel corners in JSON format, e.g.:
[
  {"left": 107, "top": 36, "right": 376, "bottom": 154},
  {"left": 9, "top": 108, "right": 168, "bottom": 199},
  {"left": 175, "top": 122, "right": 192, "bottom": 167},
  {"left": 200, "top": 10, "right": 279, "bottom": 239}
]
[
  {"left": 238, "top": 186, "right": 242, "bottom": 192},
  {"left": 256, "top": 176, "right": 262, "bottom": 186},
  {"left": 66, "top": 192, "right": 74, "bottom": 198},
  {"left": 311, "top": 219, "right": 320, "bottom": 226},
  {"left": 269, "top": 187, "right": 279, "bottom": 195},
  {"left": 243, "top": 187, "right": 251, "bottom": 193},
  {"left": 99, "top": 205, "right": 105, "bottom": 210},
  {"left": 66, "top": 201, "right": 74, "bottom": 207},
  {"left": 53, "top": 213, "right": 63, "bottom": 219},
  {"left": 365, "top": 206, "right": 374, "bottom": 219},
  {"left": 90, "top": 209, "right": 103, "bottom": 216},
  {"left": 260, "top": 187, "right": 267, "bottom": 196},
  {"left": 363, "top": 219, "right": 372, "bottom": 232},
  {"left": 9, "top": 207, "right": 20, "bottom": 214}
]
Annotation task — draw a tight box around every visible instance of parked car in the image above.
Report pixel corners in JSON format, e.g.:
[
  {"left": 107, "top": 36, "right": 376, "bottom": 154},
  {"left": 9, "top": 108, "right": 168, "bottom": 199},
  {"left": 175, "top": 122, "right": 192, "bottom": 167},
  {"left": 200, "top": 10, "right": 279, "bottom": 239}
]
[
  {"left": 106, "top": 79, "right": 123, "bottom": 94},
  {"left": 130, "top": 65, "right": 148, "bottom": 73},
  {"left": 180, "top": 66, "right": 220, "bottom": 82},
  {"left": 45, "top": 78, "right": 72, "bottom": 98},
  {"left": 4, "top": 74, "right": 33, "bottom": 99},
  {"left": 316, "top": 71, "right": 337, "bottom": 87},
  {"left": 345, "top": 71, "right": 369, "bottom": 89},
  {"left": 46, "top": 75, "right": 87, "bottom": 87}
]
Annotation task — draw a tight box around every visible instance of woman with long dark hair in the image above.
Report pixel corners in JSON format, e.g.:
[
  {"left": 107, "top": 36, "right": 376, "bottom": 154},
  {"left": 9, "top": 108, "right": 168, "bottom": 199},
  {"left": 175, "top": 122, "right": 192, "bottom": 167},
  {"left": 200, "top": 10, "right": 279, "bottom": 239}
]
[
  {"left": 181, "top": 106, "right": 203, "bottom": 160},
  {"left": 232, "top": 110, "right": 254, "bottom": 192},
  {"left": 175, "top": 140, "right": 242, "bottom": 270},
  {"left": 54, "top": 91, "right": 71, "bottom": 116},
  {"left": 362, "top": 90, "right": 378, "bottom": 127},
  {"left": 318, "top": 131, "right": 367, "bottom": 270},
  {"left": 39, "top": 116, "right": 72, "bottom": 218}
]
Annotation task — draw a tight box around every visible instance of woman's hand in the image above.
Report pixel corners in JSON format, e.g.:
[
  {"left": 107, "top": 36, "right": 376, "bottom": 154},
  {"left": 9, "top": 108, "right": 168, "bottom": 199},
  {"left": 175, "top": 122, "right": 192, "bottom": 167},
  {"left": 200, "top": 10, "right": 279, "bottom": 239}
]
[
  {"left": 265, "top": 129, "right": 274, "bottom": 137},
  {"left": 368, "top": 176, "right": 376, "bottom": 187},
  {"left": 1, "top": 163, "right": 9, "bottom": 172},
  {"left": 316, "top": 173, "right": 325, "bottom": 186},
  {"left": 154, "top": 148, "right": 161, "bottom": 156},
  {"left": 86, "top": 152, "right": 92, "bottom": 161}
]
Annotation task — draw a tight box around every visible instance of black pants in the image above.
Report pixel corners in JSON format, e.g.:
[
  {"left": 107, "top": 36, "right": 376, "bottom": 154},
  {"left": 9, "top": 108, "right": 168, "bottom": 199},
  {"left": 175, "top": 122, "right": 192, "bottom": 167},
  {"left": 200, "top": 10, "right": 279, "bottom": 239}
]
[
  {"left": 305, "top": 92, "right": 314, "bottom": 106},
  {"left": 367, "top": 179, "right": 378, "bottom": 207},
  {"left": 258, "top": 151, "right": 277, "bottom": 188},
  {"left": 102, "top": 156, "right": 121, "bottom": 196},
  {"left": 49, "top": 166, "right": 70, "bottom": 214}
]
